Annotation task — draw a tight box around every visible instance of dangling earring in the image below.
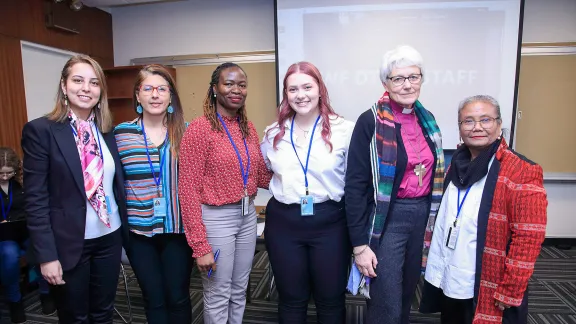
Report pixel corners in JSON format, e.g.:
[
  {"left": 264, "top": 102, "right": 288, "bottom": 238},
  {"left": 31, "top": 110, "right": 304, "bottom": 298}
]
[
  {"left": 97, "top": 102, "right": 101, "bottom": 110},
  {"left": 167, "top": 101, "right": 174, "bottom": 114},
  {"left": 136, "top": 104, "right": 143, "bottom": 114},
  {"left": 64, "top": 94, "right": 68, "bottom": 108}
]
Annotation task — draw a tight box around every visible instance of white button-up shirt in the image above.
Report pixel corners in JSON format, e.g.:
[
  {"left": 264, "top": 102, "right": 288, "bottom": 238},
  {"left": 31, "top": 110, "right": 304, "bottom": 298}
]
[
  {"left": 260, "top": 116, "right": 354, "bottom": 205},
  {"left": 424, "top": 157, "right": 494, "bottom": 299}
]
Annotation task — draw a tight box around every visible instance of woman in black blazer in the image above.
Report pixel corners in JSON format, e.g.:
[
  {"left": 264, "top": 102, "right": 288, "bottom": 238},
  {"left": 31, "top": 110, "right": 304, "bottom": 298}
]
[{"left": 21, "top": 54, "right": 128, "bottom": 324}]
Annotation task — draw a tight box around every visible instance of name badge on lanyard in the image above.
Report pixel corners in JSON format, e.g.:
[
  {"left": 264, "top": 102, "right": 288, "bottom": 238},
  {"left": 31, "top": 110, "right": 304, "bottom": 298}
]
[
  {"left": 1, "top": 182, "right": 13, "bottom": 221},
  {"left": 217, "top": 113, "right": 251, "bottom": 216},
  {"left": 446, "top": 186, "right": 471, "bottom": 249},
  {"left": 290, "top": 115, "right": 321, "bottom": 216},
  {"left": 141, "top": 120, "right": 168, "bottom": 218},
  {"left": 71, "top": 123, "right": 112, "bottom": 215}
]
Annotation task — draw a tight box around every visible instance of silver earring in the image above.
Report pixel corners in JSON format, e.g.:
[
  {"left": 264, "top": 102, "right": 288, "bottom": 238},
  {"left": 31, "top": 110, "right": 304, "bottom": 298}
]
[
  {"left": 97, "top": 102, "right": 101, "bottom": 109},
  {"left": 213, "top": 93, "right": 217, "bottom": 98}
]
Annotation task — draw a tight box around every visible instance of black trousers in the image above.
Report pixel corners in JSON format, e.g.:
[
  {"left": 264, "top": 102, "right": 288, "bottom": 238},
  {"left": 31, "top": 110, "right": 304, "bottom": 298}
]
[
  {"left": 439, "top": 293, "right": 474, "bottom": 324},
  {"left": 126, "top": 232, "right": 193, "bottom": 324},
  {"left": 53, "top": 229, "right": 122, "bottom": 324},
  {"left": 265, "top": 197, "right": 351, "bottom": 324}
]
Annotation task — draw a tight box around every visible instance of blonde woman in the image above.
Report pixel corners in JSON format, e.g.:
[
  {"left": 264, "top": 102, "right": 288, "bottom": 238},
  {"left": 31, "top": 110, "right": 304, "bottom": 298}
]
[{"left": 21, "top": 54, "right": 128, "bottom": 323}]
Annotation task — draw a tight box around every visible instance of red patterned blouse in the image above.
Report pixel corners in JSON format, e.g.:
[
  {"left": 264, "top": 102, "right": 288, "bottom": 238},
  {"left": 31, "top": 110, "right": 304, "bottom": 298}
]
[{"left": 179, "top": 115, "right": 272, "bottom": 258}]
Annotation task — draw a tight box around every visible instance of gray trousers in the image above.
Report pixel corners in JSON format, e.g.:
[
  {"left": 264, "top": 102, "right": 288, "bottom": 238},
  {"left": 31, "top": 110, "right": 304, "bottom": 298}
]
[
  {"left": 366, "top": 197, "right": 430, "bottom": 324},
  {"left": 201, "top": 202, "right": 257, "bottom": 324}
]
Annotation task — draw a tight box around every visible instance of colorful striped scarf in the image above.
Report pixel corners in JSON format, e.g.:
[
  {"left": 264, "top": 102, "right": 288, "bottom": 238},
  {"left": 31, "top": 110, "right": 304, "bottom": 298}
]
[{"left": 368, "top": 92, "right": 444, "bottom": 269}]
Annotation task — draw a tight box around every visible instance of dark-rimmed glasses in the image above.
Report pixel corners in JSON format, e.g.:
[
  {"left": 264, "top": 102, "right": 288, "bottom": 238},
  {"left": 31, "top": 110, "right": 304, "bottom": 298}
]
[{"left": 387, "top": 74, "right": 422, "bottom": 86}]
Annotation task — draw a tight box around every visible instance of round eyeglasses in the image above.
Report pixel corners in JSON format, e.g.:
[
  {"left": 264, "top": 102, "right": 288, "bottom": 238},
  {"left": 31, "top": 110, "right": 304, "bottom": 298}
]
[{"left": 458, "top": 117, "right": 500, "bottom": 131}]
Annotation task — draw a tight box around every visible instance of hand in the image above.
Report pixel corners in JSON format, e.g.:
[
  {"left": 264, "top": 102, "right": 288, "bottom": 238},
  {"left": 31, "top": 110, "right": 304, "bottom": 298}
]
[
  {"left": 495, "top": 300, "right": 511, "bottom": 311},
  {"left": 196, "top": 252, "right": 216, "bottom": 273},
  {"left": 353, "top": 245, "right": 378, "bottom": 278},
  {"left": 41, "top": 260, "right": 65, "bottom": 285},
  {"left": 1, "top": 220, "right": 6, "bottom": 223}
]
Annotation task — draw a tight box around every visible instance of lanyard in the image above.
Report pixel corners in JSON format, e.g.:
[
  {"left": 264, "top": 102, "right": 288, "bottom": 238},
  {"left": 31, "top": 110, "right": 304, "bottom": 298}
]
[
  {"left": 1, "top": 182, "right": 12, "bottom": 221},
  {"left": 217, "top": 113, "right": 251, "bottom": 192},
  {"left": 141, "top": 120, "right": 168, "bottom": 196},
  {"left": 290, "top": 115, "right": 321, "bottom": 196},
  {"left": 454, "top": 186, "right": 472, "bottom": 226},
  {"left": 71, "top": 123, "right": 104, "bottom": 162}
]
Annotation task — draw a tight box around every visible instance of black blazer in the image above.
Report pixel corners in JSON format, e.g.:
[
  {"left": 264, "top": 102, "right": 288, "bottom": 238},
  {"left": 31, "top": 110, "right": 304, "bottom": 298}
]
[{"left": 21, "top": 116, "right": 128, "bottom": 271}]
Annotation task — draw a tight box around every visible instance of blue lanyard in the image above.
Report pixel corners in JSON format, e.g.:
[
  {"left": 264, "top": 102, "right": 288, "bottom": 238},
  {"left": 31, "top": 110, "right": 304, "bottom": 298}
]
[
  {"left": 141, "top": 120, "right": 168, "bottom": 196},
  {"left": 217, "top": 113, "right": 251, "bottom": 191},
  {"left": 1, "top": 182, "right": 12, "bottom": 221},
  {"left": 290, "top": 115, "right": 321, "bottom": 196},
  {"left": 455, "top": 187, "right": 472, "bottom": 226},
  {"left": 70, "top": 123, "right": 104, "bottom": 162}
]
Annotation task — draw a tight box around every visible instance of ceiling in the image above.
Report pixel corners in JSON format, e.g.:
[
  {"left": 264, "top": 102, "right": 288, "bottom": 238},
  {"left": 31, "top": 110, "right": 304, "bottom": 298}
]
[{"left": 81, "top": 0, "right": 186, "bottom": 7}]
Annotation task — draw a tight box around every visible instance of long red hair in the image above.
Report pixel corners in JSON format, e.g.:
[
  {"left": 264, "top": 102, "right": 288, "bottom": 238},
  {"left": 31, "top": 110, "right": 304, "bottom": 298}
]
[{"left": 272, "top": 62, "right": 337, "bottom": 151}]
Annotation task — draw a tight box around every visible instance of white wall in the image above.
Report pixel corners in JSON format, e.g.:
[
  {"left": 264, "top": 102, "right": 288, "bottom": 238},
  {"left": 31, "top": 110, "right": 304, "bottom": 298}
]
[
  {"left": 111, "top": 0, "right": 275, "bottom": 66},
  {"left": 522, "top": 0, "right": 576, "bottom": 43},
  {"left": 21, "top": 42, "right": 76, "bottom": 121},
  {"left": 112, "top": 0, "right": 576, "bottom": 238}
]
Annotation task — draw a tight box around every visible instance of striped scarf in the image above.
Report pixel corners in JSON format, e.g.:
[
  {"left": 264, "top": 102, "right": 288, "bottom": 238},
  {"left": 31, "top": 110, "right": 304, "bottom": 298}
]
[{"left": 368, "top": 92, "right": 444, "bottom": 269}]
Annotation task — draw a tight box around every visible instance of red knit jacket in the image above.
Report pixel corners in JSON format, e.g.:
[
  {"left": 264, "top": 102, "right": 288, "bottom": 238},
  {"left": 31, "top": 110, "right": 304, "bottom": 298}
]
[{"left": 472, "top": 140, "right": 547, "bottom": 323}]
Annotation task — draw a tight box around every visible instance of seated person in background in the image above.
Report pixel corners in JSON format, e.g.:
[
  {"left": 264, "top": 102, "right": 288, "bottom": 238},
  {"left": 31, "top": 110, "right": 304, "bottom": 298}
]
[
  {"left": 0, "top": 147, "right": 55, "bottom": 324},
  {"left": 419, "top": 95, "right": 548, "bottom": 324}
]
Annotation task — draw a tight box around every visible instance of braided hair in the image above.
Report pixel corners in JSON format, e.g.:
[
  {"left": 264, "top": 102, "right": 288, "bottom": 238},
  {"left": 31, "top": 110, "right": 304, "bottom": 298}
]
[{"left": 202, "top": 62, "right": 251, "bottom": 139}]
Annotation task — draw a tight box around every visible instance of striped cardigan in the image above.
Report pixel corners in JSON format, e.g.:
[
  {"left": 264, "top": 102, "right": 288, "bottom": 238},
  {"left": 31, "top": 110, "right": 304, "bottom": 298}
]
[
  {"left": 114, "top": 120, "right": 186, "bottom": 236},
  {"left": 420, "top": 139, "right": 548, "bottom": 323}
]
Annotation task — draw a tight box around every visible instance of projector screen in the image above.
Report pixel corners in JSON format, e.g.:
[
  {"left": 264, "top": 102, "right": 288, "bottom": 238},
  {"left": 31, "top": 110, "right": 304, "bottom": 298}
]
[{"left": 275, "top": 0, "right": 523, "bottom": 148}]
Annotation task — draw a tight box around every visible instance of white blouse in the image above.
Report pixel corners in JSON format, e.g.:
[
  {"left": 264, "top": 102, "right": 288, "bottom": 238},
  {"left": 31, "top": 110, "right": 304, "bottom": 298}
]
[
  {"left": 424, "top": 157, "right": 494, "bottom": 299},
  {"left": 84, "top": 128, "right": 122, "bottom": 239},
  {"left": 260, "top": 116, "right": 355, "bottom": 205}
]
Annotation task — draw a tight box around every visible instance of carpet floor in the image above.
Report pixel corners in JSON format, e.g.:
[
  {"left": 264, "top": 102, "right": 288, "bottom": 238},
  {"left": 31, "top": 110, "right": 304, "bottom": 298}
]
[{"left": 1, "top": 245, "right": 575, "bottom": 323}]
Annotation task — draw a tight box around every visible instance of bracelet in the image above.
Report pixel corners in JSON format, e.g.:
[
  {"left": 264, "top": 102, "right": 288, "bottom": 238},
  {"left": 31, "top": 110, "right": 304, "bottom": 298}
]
[{"left": 353, "top": 246, "right": 368, "bottom": 256}]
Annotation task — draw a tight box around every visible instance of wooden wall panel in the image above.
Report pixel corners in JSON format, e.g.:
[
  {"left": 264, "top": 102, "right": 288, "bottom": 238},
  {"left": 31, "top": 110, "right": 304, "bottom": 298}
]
[
  {"left": 0, "top": 0, "right": 114, "bottom": 64},
  {"left": 0, "top": 35, "right": 28, "bottom": 155},
  {"left": 0, "top": 0, "right": 113, "bottom": 154}
]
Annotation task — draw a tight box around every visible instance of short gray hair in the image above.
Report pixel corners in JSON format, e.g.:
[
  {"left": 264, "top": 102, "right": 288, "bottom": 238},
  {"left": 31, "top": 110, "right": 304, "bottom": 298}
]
[
  {"left": 457, "top": 95, "right": 502, "bottom": 121},
  {"left": 379, "top": 45, "right": 424, "bottom": 83}
]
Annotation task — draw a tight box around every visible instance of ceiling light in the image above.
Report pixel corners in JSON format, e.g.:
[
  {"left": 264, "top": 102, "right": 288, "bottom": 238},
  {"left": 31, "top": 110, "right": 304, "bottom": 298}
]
[{"left": 70, "top": 0, "right": 83, "bottom": 11}]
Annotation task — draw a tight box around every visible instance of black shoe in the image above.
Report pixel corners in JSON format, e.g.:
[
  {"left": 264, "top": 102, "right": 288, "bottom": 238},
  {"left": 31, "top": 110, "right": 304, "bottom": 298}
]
[
  {"left": 40, "top": 293, "right": 56, "bottom": 316},
  {"left": 8, "top": 299, "right": 26, "bottom": 324}
]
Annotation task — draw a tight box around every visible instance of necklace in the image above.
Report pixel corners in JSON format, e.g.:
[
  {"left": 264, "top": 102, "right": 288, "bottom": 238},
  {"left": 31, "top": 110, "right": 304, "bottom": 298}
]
[
  {"left": 294, "top": 121, "right": 310, "bottom": 138},
  {"left": 395, "top": 111, "right": 426, "bottom": 187}
]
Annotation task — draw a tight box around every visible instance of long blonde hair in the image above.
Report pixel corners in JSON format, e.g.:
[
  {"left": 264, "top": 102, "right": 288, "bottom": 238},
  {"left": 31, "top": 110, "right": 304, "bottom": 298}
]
[{"left": 47, "top": 54, "right": 112, "bottom": 133}]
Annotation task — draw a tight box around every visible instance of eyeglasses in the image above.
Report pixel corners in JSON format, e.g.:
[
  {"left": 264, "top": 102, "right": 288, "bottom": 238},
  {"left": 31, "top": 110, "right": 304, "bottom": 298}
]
[
  {"left": 0, "top": 171, "right": 16, "bottom": 177},
  {"left": 140, "top": 85, "right": 170, "bottom": 96},
  {"left": 387, "top": 74, "right": 422, "bottom": 87},
  {"left": 459, "top": 117, "right": 501, "bottom": 131}
]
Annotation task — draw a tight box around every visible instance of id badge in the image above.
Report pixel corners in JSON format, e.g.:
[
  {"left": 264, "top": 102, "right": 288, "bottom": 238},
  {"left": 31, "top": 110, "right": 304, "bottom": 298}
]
[
  {"left": 241, "top": 195, "right": 250, "bottom": 216},
  {"left": 446, "top": 224, "right": 460, "bottom": 249},
  {"left": 153, "top": 198, "right": 167, "bottom": 217},
  {"left": 105, "top": 196, "right": 112, "bottom": 214},
  {"left": 300, "top": 195, "right": 314, "bottom": 216}
]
